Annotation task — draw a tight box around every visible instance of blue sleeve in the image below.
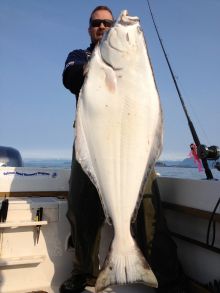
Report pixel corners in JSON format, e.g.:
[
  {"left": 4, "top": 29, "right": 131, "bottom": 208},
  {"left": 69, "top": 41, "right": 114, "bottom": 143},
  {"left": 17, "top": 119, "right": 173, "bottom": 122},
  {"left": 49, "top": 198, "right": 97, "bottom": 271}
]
[{"left": 62, "top": 49, "right": 88, "bottom": 97}]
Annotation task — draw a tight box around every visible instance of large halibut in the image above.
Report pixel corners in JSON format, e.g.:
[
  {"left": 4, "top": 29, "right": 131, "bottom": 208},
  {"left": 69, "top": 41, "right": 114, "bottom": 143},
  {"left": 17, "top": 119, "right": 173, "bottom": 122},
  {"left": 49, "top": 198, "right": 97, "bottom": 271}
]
[{"left": 75, "top": 10, "right": 163, "bottom": 292}]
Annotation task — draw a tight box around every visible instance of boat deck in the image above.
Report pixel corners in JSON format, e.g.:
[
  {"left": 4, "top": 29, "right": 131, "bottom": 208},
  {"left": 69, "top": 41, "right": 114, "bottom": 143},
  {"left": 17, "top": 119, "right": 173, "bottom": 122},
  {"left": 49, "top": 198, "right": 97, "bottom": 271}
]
[{"left": 35, "top": 284, "right": 155, "bottom": 293}]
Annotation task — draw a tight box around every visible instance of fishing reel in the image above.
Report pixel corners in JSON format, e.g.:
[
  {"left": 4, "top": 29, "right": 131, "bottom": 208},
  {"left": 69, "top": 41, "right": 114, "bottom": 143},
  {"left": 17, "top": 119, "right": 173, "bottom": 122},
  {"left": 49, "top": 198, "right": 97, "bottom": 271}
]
[{"left": 197, "top": 145, "right": 220, "bottom": 161}]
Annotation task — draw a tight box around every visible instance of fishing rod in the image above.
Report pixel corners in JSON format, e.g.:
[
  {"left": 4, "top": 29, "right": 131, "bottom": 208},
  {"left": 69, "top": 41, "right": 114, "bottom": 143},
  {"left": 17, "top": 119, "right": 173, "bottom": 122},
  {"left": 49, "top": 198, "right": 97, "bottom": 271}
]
[{"left": 146, "top": 0, "right": 220, "bottom": 180}]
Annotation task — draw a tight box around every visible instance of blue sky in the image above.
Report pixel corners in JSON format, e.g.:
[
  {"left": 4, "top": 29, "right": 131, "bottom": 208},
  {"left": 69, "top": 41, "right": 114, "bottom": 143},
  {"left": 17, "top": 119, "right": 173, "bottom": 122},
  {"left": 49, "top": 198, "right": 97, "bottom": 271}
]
[{"left": 0, "top": 0, "right": 219, "bottom": 160}]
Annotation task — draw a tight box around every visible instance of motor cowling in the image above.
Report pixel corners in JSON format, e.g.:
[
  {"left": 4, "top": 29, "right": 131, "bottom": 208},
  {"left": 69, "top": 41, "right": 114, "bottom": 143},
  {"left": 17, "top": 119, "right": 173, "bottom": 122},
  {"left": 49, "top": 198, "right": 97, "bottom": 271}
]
[{"left": 0, "top": 146, "right": 23, "bottom": 167}]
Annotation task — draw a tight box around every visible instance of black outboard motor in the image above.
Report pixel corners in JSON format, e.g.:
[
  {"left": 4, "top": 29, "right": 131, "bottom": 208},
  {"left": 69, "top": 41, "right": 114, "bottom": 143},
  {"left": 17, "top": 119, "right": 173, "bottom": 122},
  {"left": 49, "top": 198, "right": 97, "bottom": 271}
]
[{"left": 0, "top": 146, "right": 23, "bottom": 167}]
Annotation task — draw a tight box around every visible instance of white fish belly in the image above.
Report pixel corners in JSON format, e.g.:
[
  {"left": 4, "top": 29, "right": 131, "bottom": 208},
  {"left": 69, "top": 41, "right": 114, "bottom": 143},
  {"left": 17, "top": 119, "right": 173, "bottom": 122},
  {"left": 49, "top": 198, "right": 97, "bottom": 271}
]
[
  {"left": 76, "top": 48, "right": 162, "bottom": 229},
  {"left": 75, "top": 10, "right": 162, "bottom": 291}
]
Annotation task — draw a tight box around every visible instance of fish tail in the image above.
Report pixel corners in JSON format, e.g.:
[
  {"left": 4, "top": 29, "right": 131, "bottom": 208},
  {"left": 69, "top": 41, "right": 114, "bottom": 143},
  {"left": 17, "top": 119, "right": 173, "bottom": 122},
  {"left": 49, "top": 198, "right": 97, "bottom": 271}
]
[{"left": 95, "top": 239, "right": 158, "bottom": 292}]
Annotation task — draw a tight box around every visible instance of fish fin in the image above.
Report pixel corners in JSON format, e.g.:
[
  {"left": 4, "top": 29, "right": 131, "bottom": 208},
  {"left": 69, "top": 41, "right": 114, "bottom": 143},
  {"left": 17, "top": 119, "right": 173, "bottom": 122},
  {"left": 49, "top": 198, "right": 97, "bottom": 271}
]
[
  {"left": 131, "top": 110, "right": 163, "bottom": 223},
  {"left": 75, "top": 99, "right": 96, "bottom": 182},
  {"left": 95, "top": 239, "right": 158, "bottom": 292},
  {"left": 75, "top": 98, "right": 112, "bottom": 224}
]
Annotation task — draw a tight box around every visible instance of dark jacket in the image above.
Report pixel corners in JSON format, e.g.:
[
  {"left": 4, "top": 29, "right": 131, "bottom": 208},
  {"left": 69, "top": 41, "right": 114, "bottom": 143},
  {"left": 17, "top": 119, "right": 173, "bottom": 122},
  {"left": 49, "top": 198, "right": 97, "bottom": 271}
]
[{"left": 62, "top": 44, "right": 95, "bottom": 99}]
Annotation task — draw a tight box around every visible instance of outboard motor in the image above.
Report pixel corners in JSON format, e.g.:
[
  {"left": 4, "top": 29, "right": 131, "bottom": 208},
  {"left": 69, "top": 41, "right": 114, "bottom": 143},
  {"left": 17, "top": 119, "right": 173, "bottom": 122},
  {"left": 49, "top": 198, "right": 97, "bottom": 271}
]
[{"left": 0, "top": 146, "right": 23, "bottom": 167}]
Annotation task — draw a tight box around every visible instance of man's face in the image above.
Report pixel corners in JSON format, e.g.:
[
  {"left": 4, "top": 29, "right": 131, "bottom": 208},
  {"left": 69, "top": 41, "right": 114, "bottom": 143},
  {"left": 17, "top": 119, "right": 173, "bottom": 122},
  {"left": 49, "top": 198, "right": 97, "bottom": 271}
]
[{"left": 88, "top": 9, "right": 114, "bottom": 44}]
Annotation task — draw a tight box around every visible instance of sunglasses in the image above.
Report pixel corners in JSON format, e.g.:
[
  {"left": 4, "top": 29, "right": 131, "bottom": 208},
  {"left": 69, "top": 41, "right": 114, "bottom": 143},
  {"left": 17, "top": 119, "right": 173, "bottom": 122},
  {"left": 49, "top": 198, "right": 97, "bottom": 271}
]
[{"left": 90, "top": 19, "right": 114, "bottom": 28}]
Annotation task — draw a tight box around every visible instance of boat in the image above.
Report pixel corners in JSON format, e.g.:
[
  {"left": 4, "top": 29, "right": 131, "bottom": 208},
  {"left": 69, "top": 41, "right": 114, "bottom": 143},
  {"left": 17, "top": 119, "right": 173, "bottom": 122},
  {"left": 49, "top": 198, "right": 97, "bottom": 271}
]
[
  {"left": 158, "top": 176, "right": 220, "bottom": 291},
  {"left": 1, "top": 145, "right": 220, "bottom": 293},
  {"left": 0, "top": 166, "right": 156, "bottom": 293}
]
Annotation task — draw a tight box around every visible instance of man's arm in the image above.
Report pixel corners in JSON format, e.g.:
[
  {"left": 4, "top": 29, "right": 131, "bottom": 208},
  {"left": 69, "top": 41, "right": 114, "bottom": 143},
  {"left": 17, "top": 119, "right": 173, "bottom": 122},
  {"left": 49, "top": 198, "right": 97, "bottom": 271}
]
[{"left": 62, "top": 49, "right": 88, "bottom": 97}]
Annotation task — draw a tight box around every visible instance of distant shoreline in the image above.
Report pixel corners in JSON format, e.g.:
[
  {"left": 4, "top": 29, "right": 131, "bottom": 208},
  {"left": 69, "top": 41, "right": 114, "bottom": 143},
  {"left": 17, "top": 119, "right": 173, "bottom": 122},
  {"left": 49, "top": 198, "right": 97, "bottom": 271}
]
[{"left": 22, "top": 157, "right": 217, "bottom": 169}]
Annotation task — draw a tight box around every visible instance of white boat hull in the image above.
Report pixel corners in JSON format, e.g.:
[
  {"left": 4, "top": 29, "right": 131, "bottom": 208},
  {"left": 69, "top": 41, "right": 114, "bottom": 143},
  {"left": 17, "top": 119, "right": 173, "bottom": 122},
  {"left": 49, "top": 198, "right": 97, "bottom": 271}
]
[
  {"left": 158, "top": 177, "right": 220, "bottom": 285},
  {"left": 0, "top": 167, "right": 155, "bottom": 293},
  {"left": 1, "top": 167, "right": 219, "bottom": 291}
]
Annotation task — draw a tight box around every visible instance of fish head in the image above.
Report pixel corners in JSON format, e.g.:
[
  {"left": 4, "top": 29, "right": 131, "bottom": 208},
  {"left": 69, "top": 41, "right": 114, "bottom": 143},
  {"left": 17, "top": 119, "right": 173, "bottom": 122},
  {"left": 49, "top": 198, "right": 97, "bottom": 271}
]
[{"left": 99, "top": 10, "right": 144, "bottom": 70}]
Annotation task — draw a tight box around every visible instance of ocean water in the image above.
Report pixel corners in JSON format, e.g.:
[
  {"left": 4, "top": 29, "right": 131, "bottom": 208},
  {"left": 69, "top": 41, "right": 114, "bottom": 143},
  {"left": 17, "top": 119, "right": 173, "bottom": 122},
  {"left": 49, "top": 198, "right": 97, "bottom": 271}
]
[
  {"left": 23, "top": 159, "right": 220, "bottom": 180},
  {"left": 156, "top": 166, "right": 220, "bottom": 180}
]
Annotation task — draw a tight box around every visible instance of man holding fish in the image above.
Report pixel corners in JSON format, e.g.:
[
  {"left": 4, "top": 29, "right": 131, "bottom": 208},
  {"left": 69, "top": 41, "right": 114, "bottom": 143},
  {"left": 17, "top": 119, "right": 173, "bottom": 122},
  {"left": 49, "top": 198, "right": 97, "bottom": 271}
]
[{"left": 60, "top": 5, "right": 187, "bottom": 293}]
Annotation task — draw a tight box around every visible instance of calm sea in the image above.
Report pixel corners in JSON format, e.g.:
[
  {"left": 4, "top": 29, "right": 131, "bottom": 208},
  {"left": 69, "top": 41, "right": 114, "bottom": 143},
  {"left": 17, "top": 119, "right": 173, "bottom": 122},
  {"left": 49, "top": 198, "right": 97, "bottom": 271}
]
[
  {"left": 156, "top": 166, "right": 220, "bottom": 180},
  {"left": 23, "top": 159, "right": 220, "bottom": 181}
]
